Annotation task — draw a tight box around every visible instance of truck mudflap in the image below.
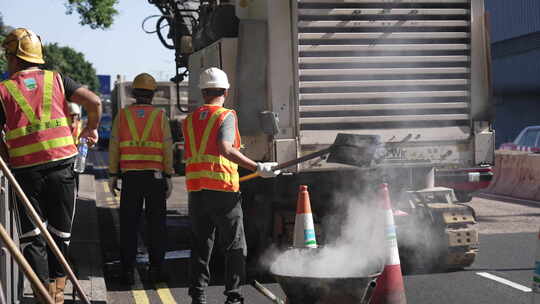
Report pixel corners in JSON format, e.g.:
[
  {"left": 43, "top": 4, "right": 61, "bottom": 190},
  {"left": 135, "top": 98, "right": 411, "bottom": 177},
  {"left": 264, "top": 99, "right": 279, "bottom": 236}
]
[{"left": 397, "top": 191, "right": 479, "bottom": 272}]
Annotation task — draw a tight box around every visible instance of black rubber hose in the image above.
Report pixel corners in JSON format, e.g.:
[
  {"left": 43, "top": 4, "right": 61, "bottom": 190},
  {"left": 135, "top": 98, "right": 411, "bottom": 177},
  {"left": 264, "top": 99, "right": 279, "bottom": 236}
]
[{"left": 156, "top": 15, "right": 175, "bottom": 49}]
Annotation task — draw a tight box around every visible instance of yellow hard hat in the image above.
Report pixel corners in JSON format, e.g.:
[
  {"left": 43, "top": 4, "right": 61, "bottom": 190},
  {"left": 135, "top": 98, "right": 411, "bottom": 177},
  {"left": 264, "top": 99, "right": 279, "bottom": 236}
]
[
  {"left": 132, "top": 73, "right": 157, "bottom": 91},
  {"left": 2, "top": 28, "right": 45, "bottom": 64}
]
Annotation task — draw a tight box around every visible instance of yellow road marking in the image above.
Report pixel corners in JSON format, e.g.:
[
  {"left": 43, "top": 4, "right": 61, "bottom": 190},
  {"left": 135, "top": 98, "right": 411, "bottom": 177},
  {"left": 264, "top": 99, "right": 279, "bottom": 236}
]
[
  {"left": 131, "top": 268, "right": 151, "bottom": 304},
  {"left": 155, "top": 282, "right": 177, "bottom": 304},
  {"left": 132, "top": 289, "right": 150, "bottom": 304}
]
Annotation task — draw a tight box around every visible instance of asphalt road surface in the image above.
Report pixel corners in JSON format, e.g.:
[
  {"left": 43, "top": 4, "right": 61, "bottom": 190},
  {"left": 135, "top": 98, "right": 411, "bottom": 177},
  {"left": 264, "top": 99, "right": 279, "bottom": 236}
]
[{"left": 88, "top": 151, "right": 540, "bottom": 304}]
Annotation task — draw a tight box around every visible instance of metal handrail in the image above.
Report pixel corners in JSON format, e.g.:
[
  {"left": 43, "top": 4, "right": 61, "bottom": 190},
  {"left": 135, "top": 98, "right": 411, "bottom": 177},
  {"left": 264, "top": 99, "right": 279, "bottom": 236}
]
[{"left": 0, "top": 157, "right": 91, "bottom": 304}]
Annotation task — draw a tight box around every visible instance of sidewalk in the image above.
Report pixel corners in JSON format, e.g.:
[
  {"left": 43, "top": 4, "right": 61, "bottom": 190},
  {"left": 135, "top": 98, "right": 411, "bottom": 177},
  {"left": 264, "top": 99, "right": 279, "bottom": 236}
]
[{"left": 22, "top": 174, "right": 107, "bottom": 303}]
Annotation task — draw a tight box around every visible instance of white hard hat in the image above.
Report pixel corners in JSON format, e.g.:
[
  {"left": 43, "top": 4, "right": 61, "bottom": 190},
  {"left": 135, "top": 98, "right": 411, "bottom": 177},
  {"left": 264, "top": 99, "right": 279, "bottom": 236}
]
[
  {"left": 68, "top": 102, "right": 81, "bottom": 115},
  {"left": 199, "top": 67, "right": 230, "bottom": 89}
]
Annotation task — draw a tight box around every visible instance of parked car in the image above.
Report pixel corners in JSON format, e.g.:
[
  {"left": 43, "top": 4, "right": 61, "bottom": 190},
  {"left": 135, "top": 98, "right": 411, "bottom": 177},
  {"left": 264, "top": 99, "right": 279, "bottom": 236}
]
[{"left": 499, "top": 126, "right": 540, "bottom": 152}]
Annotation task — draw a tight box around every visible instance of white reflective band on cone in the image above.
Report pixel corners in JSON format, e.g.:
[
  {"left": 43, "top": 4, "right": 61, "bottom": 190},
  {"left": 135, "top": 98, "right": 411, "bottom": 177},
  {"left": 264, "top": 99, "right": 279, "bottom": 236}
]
[
  {"left": 385, "top": 209, "right": 401, "bottom": 266},
  {"left": 293, "top": 213, "right": 317, "bottom": 248}
]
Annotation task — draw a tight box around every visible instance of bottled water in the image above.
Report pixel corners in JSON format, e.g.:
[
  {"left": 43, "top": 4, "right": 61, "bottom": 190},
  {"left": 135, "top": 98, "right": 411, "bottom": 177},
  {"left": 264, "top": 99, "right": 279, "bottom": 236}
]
[{"left": 74, "top": 138, "right": 88, "bottom": 173}]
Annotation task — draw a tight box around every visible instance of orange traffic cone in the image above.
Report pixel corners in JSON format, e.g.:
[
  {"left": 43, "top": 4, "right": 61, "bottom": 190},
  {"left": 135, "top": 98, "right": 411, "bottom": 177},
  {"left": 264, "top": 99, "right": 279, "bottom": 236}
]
[
  {"left": 532, "top": 227, "right": 540, "bottom": 302},
  {"left": 293, "top": 185, "right": 317, "bottom": 248},
  {"left": 370, "top": 183, "right": 407, "bottom": 304}
]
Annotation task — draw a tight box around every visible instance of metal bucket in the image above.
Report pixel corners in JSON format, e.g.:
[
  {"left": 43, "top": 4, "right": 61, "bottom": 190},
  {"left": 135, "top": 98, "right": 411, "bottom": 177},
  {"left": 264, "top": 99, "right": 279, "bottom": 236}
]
[{"left": 270, "top": 248, "right": 383, "bottom": 304}]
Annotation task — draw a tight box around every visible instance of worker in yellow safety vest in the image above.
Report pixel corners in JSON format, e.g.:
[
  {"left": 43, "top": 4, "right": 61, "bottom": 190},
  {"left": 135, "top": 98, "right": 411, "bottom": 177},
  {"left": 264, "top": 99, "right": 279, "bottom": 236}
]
[
  {"left": 108, "top": 73, "right": 173, "bottom": 285},
  {"left": 182, "top": 67, "right": 280, "bottom": 304},
  {"left": 0, "top": 28, "right": 102, "bottom": 304}
]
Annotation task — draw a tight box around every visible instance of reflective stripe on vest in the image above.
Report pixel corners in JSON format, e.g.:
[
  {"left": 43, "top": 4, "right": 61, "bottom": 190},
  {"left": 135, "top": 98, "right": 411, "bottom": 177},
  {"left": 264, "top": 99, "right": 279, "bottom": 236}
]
[
  {"left": 0, "top": 70, "right": 76, "bottom": 168},
  {"left": 184, "top": 107, "right": 240, "bottom": 192},
  {"left": 118, "top": 107, "right": 164, "bottom": 171}
]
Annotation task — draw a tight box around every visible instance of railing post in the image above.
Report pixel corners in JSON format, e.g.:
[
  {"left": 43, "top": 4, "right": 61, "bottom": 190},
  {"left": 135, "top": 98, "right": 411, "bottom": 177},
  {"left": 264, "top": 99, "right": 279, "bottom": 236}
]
[{"left": 0, "top": 172, "right": 20, "bottom": 303}]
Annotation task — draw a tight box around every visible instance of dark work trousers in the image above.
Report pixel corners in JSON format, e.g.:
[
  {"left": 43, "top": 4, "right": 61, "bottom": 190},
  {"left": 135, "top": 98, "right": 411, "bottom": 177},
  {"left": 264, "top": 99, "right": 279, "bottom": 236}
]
[
  {"left": 188, "top": 190, "right": 247, "bottom": 300},
  {"left": 13, "top": 163, "right": 76, "bottom": 282},
  {"left": 119, "top": 171, "right": 167, "bottom": 272}
]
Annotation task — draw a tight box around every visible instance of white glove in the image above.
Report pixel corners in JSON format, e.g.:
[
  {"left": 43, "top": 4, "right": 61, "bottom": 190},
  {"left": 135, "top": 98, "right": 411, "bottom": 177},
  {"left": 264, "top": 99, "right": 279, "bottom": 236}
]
[
  {"left": 108, "top": 177, "right": 119, "bottom": 196},
  {"left": 165, "top": 178, "right": 173, "bottom": 199},
  {"left": 256, "top": 162, "right": 281, "bottom": 178}
]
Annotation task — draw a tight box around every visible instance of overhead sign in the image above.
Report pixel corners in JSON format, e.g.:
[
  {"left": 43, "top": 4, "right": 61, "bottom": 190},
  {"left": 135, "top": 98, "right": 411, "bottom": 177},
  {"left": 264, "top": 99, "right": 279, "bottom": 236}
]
[{"left": 97, "top": 75, "right": 111, "bottom": 95}]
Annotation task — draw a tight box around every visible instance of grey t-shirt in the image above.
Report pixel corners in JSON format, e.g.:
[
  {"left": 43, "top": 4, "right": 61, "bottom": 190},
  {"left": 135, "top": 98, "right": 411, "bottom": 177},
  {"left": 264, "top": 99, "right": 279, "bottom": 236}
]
[{"left": 218, "top": 112, "right": 236, "bottom": 143}]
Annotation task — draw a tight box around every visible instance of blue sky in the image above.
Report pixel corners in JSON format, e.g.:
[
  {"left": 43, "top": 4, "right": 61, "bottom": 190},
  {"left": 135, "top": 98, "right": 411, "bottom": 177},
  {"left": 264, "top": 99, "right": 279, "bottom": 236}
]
[{"left": 0, "top": 1, "right": 176, "bottom": 84}]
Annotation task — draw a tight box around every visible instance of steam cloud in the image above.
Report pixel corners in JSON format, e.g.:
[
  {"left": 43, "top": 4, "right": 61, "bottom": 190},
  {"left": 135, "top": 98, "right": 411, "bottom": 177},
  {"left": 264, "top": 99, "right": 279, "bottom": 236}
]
[{"left": 266, "top": 192, "right": 387, "bottom": 278}]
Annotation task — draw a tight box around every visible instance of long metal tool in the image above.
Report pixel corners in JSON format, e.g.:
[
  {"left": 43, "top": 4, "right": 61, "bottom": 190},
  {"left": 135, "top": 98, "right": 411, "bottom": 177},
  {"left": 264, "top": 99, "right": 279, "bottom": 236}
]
[
  {"left": 240, "top": 133, "right": 380, "bottom": 182},
  {"left": 240, "top": 148, "right": 331, "bottom": 182},
  {"left": 251, "top": 280, "right": 286, "bottom": 304},
  {"left": 0, "top": 222, "right": 53, "bottom": 304},
  {"left": 0, "top": 157, "right": 91, "bottom": 304}
]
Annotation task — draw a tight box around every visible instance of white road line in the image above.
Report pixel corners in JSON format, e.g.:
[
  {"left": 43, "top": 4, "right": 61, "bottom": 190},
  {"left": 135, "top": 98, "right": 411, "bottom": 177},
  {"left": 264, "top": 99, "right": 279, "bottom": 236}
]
[{"left": 476, "top": 272, "right": 532, "bottom": 292}]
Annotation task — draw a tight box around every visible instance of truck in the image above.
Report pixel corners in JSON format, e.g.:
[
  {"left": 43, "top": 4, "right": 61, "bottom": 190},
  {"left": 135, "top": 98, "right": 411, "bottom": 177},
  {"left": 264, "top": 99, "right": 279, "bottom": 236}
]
[
  {"left": 110, "top": 78, "right": 189, "bottom": 174},
  {"left": 148, "top": 0, "right": 494, "bottom": 272}
]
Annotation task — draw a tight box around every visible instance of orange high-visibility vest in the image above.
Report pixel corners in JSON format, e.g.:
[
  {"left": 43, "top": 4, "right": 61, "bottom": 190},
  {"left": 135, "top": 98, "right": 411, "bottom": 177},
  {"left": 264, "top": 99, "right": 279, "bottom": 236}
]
[
  {"left": 118, "top": 104, "right": 166, "bottom": 171},
  {"left": 183, "top": 105, "right": 241, "bottom": 192},
  {"left": 0, "top": 69, "right": 77, "bottom": 168}
]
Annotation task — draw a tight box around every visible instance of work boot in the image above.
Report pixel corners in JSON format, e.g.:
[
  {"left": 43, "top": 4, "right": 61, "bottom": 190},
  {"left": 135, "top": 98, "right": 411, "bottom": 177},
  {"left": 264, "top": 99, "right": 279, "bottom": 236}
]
[
  {"left": 50, "top": 276, "right": 67, "bottom": 304},
  {"left": 189, "top": 289, "right": 207, "bottom": 304},
  {"left": 31, "top": 281, "right": 54, "bottom": 304}
]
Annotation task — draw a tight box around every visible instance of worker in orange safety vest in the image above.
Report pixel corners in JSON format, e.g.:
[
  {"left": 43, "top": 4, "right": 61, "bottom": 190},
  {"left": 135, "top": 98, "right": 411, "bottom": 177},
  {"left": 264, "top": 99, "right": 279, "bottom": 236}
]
[
  {"left": 108, "top": 73, "right": 173, "bottom": 286},
  {"left": 0, "top": 28, "right": 102, "bottom": 304},
  {"left": 68, "top": 102, "right": 83, "bottom": 192},
  {"left": 182, "top": 67, "right": 280, "bottom": 304},
  {"left": 68, "top": 102, "right": 82, "bottom": 145}
]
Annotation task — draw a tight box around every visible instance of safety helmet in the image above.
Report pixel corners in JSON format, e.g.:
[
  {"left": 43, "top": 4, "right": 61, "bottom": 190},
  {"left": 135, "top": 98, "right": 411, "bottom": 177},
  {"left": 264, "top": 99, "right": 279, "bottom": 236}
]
[
  {"left": 1, "top": 28, "right": 45, "bottom": 64},
  {"left": 68, "top": 102, "right": 81, "bottom": 116},
  {"left": 199, "top": 67, "right": 230, "bottom": 89},
  {"left": 132, "top": 73, "right": 157, "bottom": 91}
]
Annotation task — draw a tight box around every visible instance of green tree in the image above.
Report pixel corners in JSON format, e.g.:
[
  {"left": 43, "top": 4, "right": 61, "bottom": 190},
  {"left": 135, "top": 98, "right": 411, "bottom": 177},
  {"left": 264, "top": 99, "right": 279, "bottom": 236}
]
[
  {"left": 0, "top": 12, "right": 9, "bottom": 73},
  {"left": 43, "top": 43, "right": 100, "bottom": 92},
  {"left": 64, "top": 0, "right": 119, "bottom": 30}
]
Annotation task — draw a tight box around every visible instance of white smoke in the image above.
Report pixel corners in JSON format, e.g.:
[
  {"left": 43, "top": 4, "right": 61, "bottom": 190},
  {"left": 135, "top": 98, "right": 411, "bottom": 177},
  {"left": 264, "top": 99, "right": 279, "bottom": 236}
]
[{"left": 266, "top": 192, "right": 387, "bottom": 278}]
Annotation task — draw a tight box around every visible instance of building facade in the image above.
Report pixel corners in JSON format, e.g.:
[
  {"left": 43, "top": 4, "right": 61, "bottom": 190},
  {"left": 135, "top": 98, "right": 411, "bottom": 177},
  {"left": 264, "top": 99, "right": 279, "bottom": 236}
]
[{"left": 486, "top": 0, "right": 540, "bottom": 146}]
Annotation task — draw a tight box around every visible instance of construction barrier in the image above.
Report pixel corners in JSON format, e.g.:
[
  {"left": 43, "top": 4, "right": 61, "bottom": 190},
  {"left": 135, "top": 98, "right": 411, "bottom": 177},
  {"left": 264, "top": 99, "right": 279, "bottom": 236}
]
[{"left": 484, "top": 150, "right": 540, "bottom": 200}]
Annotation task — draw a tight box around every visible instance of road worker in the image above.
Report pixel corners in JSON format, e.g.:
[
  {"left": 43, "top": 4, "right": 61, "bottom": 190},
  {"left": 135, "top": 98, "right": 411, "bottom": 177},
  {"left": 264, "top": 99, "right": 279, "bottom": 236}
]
[
  {"left": 108, "top": 73, "right": 173, "bottom": 285},
  {"left": 0, "top": 28, "right": 102, "bottom": 304},
  {"left": 68, "top": 102, "right": 83, "bottom": 192},
  {"left": 182, "top": 67, "right": 280, "bottom": 304},
  {"left": 68, "top": 102, "right": 82, "bottom": 144}
]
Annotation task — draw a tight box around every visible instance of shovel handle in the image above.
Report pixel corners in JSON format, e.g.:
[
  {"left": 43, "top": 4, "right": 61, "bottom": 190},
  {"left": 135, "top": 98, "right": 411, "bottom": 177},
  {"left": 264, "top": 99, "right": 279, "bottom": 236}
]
[
  {"left": 239, "top": 147, "right": 332, "bottom": 183},
  {"left": 239, "top": 172, "right": 260, "bottom": 182}
]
